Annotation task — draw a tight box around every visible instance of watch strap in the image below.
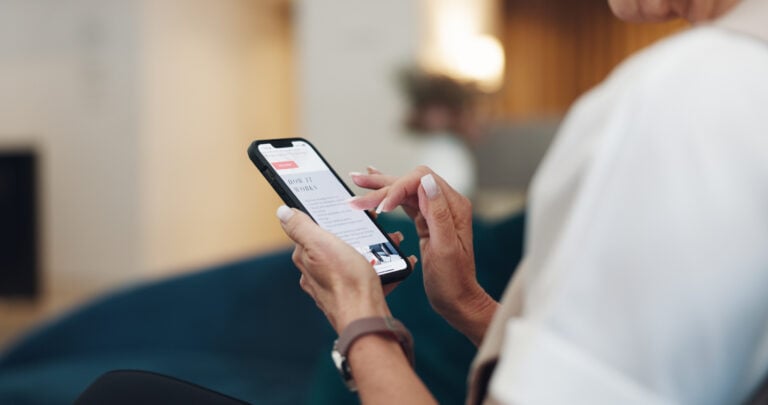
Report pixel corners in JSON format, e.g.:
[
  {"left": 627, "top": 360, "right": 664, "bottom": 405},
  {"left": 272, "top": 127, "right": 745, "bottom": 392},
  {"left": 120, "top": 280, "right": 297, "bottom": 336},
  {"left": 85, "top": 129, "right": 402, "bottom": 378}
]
[{"left": 336, "top": 317, "right": 415, "bottom": 367}]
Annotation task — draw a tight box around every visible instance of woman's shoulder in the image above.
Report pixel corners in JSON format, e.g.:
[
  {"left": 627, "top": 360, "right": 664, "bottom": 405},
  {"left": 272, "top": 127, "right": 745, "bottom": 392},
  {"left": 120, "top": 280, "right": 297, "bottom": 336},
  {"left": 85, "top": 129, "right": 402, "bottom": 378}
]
[
  {"left": 561, "top": 25, "right": 768, "bottom": 138},
  {"left": 541, "top": 24, "right": 768, "bottom": 198},
  {"left": 604, "top": 25, "right": 768, "bottom": 99}
]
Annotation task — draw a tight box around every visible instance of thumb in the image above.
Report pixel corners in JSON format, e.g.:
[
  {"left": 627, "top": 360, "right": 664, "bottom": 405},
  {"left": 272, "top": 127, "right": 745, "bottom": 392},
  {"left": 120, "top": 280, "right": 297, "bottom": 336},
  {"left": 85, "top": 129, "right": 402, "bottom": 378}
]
[
  {"left": 417, "top": 174, "right": 457, "bottom": 247},
  {"left": 277, "top": 205, "right": 326, "bottom": 246}
]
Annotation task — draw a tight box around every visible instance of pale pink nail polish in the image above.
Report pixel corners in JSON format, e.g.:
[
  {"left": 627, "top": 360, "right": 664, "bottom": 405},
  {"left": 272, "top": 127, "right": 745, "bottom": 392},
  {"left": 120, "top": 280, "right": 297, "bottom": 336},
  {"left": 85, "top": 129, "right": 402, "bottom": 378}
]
[
  {"left": 276, "top": 205, "right": 294, "bottom": 222},
  {"left": 421, "top": 174, "right": 439, "bottom": 199},
  {"left": 375, "top": 200, "right": 387, "bottom": 214}
]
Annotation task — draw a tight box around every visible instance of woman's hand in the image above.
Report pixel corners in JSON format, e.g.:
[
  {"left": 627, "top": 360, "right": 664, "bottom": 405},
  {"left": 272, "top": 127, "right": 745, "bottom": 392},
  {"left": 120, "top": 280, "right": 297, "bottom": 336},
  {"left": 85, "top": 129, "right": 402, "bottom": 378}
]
[
  {"left": 277, "top": 206, "right": 414, "bottom": 333},
  {"left": 279, "top": 205, "right": 437, "bottom": 404},
  {"left": 349, "top": 166, "right": 497, "bottom": 345}
]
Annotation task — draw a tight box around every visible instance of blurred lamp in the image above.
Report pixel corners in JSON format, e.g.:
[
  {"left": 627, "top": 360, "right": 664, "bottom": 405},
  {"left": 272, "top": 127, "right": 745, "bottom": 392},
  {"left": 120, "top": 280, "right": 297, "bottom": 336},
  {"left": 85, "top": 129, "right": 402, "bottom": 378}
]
[
  {"left": 421, "top": 0, "right": 505, "bottom": 92},
  {"left": 444, "top": 34, "right": 505, "bottom": 92}
]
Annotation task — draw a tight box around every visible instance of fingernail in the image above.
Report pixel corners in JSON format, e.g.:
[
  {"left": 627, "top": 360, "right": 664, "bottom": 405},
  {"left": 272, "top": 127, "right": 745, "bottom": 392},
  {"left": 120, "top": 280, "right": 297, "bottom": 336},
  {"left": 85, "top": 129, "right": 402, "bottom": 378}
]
[
  {"left": 393, "top": 231, "right": 404, "bottom": 242},
  {"left": 409, "top": 255, "right": 419, "bottom": 264},
  {"left": 375, "top": 200, "right": 387, "bottom": 214},
  {"left": 345, "top": 196, "right": 362, "bottom": 208},
  {"left": 421, "top": 174, "right": 439, "bottom": 199},
  {"left": 276, "top": 205, "right": 294, "bottom": 222},
  {"left": 349, "top": 171, "right": 364, "bottom": 178},
  {"left": 366, "top": 166, "right": 379, "bottom": 173}
]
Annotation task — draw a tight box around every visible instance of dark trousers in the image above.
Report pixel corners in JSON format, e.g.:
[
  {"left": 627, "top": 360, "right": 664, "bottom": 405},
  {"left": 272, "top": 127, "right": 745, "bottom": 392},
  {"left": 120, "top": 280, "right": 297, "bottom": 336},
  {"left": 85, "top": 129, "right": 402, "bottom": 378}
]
[{"left": 75, "top": 370, "right": 250, "bottom": 405}]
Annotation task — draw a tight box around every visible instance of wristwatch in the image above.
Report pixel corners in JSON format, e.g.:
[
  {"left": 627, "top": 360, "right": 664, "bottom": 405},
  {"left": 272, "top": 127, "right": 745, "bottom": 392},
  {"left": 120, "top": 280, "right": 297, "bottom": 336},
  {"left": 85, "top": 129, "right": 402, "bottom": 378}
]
[{"left": 331, "top": 317, "right": 415, "bottom": 392}]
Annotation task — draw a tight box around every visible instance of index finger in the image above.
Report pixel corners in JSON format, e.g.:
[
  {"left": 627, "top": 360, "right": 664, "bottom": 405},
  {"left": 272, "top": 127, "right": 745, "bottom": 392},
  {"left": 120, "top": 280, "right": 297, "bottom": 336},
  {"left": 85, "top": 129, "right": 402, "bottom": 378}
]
[
  {"left": 350, "top": 172, "right": 399, "bottom": 190},
  {"left": 350, "top": 166, "right": 433, "bottom": 213}
]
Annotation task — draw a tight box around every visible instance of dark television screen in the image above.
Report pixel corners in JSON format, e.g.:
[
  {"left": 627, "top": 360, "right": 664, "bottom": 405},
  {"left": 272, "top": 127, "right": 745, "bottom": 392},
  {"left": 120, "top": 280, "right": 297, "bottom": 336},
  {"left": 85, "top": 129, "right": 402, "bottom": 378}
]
[{"left": 0, "top": 152, "right": 37, "bottom": 297}]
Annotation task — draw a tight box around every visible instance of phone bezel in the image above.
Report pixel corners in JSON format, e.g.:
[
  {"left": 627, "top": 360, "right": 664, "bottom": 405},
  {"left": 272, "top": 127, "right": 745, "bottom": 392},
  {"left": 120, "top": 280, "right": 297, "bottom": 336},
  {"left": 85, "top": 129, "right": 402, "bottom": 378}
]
[{"left": 248, "top": 137, "right": 412, "bottom": 285}]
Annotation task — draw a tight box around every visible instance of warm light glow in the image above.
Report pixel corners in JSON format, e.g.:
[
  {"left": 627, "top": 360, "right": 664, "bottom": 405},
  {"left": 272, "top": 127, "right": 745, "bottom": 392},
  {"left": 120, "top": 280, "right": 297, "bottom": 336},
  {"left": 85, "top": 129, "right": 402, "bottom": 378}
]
[
  {"left": 444, "top": 34, "right": 505, "bottom": 92},
  {"left": 421, "top": 0, "right": 505, "bottom": 92}
]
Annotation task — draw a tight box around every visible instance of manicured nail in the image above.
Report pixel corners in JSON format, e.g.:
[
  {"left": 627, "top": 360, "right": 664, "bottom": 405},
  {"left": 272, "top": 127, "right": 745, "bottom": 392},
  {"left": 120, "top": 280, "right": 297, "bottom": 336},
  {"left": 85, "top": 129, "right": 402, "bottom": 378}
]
[
  {"left": 345, "top": 196, "right": 361, "bottom": 207},
  {"left": 421, "top": 174, "right": 439, "bottom": 199},
  {"left": 375, "top": 199, "right": 387, "bottom": 214},
  {"left": 349, "top": 171, "right": 364, "bottom": 178},
  {"left": 366, "top": 166, "right": 379, "bottom": 174},
  {"left": 276, "top": 205, "right": 294, "bottom": 222}
]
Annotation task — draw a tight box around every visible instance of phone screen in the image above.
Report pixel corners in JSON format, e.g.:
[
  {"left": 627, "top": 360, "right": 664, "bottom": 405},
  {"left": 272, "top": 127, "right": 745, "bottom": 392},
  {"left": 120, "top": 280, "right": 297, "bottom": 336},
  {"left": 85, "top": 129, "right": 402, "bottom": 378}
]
[{"left": 257, "top": 140, "right": 409, "bottom": 276}]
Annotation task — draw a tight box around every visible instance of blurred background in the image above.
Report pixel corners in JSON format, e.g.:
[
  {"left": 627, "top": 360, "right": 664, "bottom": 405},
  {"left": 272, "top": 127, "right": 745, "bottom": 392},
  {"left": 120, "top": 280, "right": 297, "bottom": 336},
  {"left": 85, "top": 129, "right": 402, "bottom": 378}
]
[{"left": 0, "top": 0, "right": 685, "bottom": 348}]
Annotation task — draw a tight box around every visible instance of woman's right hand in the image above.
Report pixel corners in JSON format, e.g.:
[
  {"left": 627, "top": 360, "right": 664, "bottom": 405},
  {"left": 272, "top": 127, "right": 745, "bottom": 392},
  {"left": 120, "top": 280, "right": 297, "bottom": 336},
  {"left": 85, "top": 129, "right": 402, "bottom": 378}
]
[{"left": 349, "top": 166, "right": 498, "bottom": 345}]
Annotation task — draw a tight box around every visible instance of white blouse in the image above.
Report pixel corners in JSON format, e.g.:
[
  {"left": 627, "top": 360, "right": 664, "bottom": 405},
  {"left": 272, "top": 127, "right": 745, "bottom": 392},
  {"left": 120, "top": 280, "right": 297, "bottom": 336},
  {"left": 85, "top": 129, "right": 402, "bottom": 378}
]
[{"left": 489, "top": 26, "right": 768, "bottom": 404}]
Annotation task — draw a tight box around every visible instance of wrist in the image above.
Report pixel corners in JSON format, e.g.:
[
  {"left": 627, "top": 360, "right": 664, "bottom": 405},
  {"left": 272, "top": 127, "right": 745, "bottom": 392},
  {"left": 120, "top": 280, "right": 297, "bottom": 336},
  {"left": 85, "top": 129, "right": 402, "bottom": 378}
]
[
  {"left": 334, "top": 301, "right": 390, "bottom": 334},
  {"left": 347, "top": 332, "right": 409, "bottom": 371},
  {"left": 344, "top": 318, "right": 414, "bottom": 366},
  {"left": 332, "top": 316, "right": 415, "bottom": 392},
  {"left": 438, "top": 284, "right": 498, "bottom": 345}
]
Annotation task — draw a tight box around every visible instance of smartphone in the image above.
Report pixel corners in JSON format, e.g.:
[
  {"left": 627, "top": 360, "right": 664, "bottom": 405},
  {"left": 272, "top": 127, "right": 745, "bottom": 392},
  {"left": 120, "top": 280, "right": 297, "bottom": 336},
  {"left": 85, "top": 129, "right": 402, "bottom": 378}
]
[{"left": 248, "top": 138, "right": 412, "bottom": 284}]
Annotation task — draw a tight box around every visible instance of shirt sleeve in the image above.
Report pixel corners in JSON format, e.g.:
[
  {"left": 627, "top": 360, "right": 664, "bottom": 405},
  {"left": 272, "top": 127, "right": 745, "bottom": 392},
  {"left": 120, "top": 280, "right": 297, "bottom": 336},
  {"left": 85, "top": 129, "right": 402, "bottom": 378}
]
[
  {"left": 489, "top": 320, "right": 672, "bottom": 404},
  {"left": 487, "top": 29, "right": 768, "bottom": 405}
]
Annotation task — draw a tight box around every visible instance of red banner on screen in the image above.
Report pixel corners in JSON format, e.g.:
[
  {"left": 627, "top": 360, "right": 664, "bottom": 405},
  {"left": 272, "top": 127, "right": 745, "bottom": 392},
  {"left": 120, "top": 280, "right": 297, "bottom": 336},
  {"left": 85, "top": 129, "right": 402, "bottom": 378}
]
[{"left": 272, "top": 160, "right": 299, "bottom": 170}]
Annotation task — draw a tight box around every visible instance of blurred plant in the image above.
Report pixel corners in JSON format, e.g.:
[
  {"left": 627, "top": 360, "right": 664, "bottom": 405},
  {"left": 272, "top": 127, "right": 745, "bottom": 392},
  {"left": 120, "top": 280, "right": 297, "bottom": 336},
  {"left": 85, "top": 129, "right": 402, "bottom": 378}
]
[{"left": 398, "top": 67, "right": 483, "bottom": 143}]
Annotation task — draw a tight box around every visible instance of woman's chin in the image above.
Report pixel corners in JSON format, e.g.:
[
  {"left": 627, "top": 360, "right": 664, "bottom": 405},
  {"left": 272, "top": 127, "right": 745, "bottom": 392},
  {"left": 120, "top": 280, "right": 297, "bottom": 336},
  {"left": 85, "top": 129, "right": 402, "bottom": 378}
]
[{"left": 608, "top": 0, "right": 678, "bottom": 22}]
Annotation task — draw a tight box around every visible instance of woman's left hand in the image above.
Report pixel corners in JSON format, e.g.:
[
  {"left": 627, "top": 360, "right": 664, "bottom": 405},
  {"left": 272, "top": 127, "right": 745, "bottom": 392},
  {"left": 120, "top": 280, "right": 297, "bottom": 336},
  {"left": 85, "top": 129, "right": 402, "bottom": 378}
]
[{"left": 277, "top": 205, "right": 413, "bottom": 333}]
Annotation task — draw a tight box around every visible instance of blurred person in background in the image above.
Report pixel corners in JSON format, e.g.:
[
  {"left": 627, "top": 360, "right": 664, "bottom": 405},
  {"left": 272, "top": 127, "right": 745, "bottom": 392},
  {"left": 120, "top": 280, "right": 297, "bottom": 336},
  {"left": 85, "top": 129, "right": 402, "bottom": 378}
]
[{"left": 278, "top": 0, "right": 768, "bottom": 404}]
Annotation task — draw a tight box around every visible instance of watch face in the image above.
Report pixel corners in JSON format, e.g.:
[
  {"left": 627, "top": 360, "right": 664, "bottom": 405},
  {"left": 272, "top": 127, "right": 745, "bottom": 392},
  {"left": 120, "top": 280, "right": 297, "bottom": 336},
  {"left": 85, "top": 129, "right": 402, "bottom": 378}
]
[
  {"left": 331, "top": 348, "right": 357, "bottom": 391},
  {"left": 331, "top": 349, "right": 344, "bottom": 371}
]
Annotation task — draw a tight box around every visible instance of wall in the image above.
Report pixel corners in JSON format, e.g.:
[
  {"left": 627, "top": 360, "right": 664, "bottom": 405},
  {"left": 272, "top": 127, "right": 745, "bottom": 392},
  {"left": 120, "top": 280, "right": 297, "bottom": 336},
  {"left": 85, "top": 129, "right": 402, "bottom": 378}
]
[
  {"left": 0, "top": 0, "right": 294, "bottom": 304},
  {"left": 139, "top": 0, "right": 291, "bottom": 276},
  {"left": 295, "top": 0, "right": 421, "bottom": 178},
  {"left": 0, "top": 0, "right": 142, "bottom": 295},
  {"left": 490, "top": 0, "right": 688, "bottom": 119}
]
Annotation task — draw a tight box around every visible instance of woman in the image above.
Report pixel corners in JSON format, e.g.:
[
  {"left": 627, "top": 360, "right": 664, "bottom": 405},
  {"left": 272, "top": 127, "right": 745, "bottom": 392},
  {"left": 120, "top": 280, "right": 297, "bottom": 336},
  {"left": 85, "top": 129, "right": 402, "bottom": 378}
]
[{"left": 277, "top": 0, "right": 768, "bottom": 403}]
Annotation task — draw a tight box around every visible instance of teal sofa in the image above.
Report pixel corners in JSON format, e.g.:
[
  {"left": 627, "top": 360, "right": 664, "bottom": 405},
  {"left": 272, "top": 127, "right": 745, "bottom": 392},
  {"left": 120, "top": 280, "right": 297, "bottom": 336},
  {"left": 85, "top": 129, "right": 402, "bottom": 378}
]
[{"left": 0, "top": 212, "right": 524, "bottom": 404}]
